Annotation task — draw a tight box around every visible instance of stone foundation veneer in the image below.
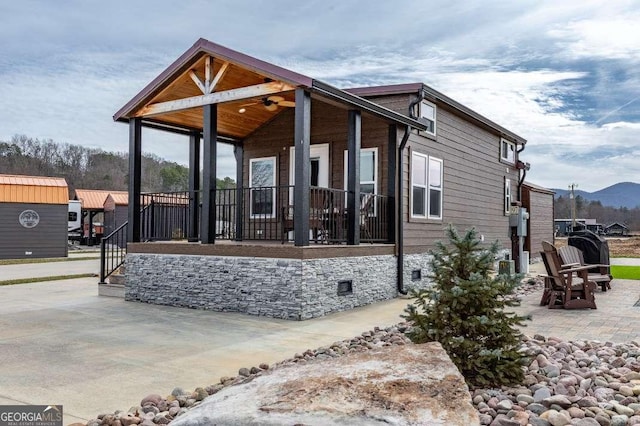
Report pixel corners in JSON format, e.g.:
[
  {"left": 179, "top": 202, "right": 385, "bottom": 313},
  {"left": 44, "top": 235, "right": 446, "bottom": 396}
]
[{"left": 126, "top": 253, "right": 401, "bottom": 320}]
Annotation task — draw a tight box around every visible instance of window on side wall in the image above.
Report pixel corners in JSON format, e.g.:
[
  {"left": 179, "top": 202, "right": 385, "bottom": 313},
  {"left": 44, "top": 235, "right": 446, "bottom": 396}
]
[
  {"left": 420, "top": 100, "right": 436, "bottom": 136},
  {"left": 411, "top": 152, "right": 443, "bottom": 220},
  {"left": 504, "top": 177, "right": 512, "bottom": 215},
  {"left": 501, "top": 139, "right": 516, "bottom": 164},
  {"left": 343, "top": 148, "right": 378, "bottom": 214},
  {"left": 249, "top": 156, "right": 276, "bottom": 218}
]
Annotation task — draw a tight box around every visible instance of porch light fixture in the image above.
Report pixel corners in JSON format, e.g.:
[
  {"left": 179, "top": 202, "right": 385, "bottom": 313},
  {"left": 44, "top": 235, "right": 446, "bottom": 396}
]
[{"left": 238, "top": 107, "right": 246, "bottom": 114}]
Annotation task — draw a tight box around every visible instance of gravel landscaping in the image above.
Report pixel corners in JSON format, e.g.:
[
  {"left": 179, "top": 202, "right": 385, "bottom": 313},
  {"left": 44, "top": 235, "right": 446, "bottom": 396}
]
[{"left": 83, "top": 277, "right": 640, "bottom": 426}]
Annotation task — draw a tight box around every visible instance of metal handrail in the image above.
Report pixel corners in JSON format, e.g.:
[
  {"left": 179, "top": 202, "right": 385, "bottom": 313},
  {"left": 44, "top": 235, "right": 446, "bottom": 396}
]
[
  {"left": 99, "top": 221, "right": 128, "bottom": 284},
  {"left": 99, "top": 202, "right": 154, "bottom": 284}
]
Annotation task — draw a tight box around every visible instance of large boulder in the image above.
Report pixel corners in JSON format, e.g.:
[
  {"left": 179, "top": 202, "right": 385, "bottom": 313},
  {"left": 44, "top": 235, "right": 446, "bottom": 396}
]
[{"left": 171, "top": 342, "right": 479, "bottom": 426}]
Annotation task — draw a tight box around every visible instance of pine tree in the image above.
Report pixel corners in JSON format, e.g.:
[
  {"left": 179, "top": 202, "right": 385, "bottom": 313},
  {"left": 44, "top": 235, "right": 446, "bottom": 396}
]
[{"left": 403, "top": 225, "right": 528, "bottom": 388}]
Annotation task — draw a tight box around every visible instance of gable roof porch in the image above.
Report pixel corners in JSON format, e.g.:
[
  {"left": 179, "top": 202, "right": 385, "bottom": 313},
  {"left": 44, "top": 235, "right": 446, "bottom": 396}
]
[{"left": 114, "top": 38, "right": 426, "bottom": 247}]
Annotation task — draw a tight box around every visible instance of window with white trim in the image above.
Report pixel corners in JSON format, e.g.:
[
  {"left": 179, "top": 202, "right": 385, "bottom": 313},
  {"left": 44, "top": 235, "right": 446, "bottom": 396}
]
[
  {"left": 344, "top": 148, "right": 378, "bottom": 214},
  {"left": 420, "top": 100, "right": 436, "bottom": 135},
  {"left": 343, "top": 148, "right": 378, "bottom": 195},
  {"left": 249, "top": 156, "right": 276, "bottom": 218},
  {"left": 411, "top": 152, "right": 443, "bottom": 219},
  {"left": 501, "top": 139, "right": 516, "bottom": 164},
  {"left": 504, "top": 177, "right": 512, "bottom": 215}
]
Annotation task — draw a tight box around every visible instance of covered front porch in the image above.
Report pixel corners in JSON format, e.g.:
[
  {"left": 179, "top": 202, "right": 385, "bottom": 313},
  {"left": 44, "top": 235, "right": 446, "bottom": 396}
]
[{"left": 108, "top": 38, "right": 428, "bottom": 319}]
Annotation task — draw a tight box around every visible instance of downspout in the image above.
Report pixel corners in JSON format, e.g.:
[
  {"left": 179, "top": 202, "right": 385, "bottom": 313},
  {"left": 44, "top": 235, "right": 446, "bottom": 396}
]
[
  {"left": 397, "top": 93, "right": 424, "bottom": 295},
  {"left": 516, "top": 143, "right": 527, "bottom": 202}
]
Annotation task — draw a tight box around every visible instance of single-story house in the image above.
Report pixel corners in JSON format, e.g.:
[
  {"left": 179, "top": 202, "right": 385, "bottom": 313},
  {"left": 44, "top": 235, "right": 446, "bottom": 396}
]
[
  {"left": 106, "top": 38, "right": 529, "bottom": 320},
  {"left": 0, "top": 174, "right": 69, "bottom": 259},
  {"left": 554, "top": 218, "right": 603, "bottom": 237},
  {"left": 605, "top": 222, "right": 629, "bottom": 236},
  {"left": 521, "top": 182, "right": 554, "bottom": 262}
]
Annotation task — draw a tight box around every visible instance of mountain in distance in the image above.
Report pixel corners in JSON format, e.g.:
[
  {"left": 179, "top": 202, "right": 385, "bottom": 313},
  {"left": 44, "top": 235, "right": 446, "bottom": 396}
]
[{"left": 552, "top": 182, "right": 640, "bottom": 209}]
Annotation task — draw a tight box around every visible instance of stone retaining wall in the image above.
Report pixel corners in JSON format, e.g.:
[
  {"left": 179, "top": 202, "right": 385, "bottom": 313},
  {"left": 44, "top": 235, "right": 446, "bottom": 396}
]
[{"left": 125, "top": 253, "right": 400, "bottom": 320}]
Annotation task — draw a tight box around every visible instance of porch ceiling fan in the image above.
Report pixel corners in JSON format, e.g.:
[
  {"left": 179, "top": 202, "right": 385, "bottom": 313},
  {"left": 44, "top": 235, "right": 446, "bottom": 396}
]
[{"left": 238, "top": 96, "right": 295, "bottom": 113}]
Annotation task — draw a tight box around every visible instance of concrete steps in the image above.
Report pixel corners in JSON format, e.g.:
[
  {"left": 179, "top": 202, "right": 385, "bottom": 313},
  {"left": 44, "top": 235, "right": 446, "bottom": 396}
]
[{"left": 98, "top": 267, "right": 125, "bottom": 298}]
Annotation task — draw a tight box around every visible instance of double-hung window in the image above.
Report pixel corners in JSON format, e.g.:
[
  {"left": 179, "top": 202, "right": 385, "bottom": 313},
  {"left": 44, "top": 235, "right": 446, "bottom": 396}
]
[
  {"left": 420, "top": 101, "right": 436, "bottom": 136},
  {"left": 501, "top": 139, "right": 516, "bottom": 164},
  {"left": 343, "top": 148, "right": 378, "bottom": 195},
  {"left": 249, "top": 157, "right": 276, "bottom": 218},
  {"left": 344, "top": 148, "right": 378, "bottom": 214},
  {"left": 411, "top": 152, "right": 443, "bottom": 219}
]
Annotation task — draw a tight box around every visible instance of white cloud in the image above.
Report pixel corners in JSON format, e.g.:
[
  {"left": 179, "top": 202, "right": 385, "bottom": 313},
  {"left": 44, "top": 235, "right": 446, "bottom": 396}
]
[
  {"left": 548, "top": 15, "right": 640, "bottom": 61},
  {"left": 1, "top": 0, "right": 640, "bottom": 191}
]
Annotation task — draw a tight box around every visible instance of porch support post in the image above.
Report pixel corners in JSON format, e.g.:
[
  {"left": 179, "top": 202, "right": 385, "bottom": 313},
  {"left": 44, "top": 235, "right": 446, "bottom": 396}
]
[
  {"left": 234, "top": 143, "right": 244, "bottom": 241},
  {"left": 387, "top": 124, "right": 397, "bottom": 243},
  {"left": 346, "top": 109, "right": 361, "bottom": 245},
  {"left": 188, "top": 130, "right": 200, "bottom": 242},
  {"left": 201, "top": 104, "right": 217, "bottom": 244},
  {"left": 293, "top": 88, "right": 311, "bottom": 246},
  {"left": 127, "top": 117, "right": 142, "bottom": 243}
]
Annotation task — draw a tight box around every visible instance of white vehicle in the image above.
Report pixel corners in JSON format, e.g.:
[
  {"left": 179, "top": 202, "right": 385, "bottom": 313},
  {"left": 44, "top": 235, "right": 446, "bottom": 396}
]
[{"left": 68, "top": 200, "right": 82, "bottom": 242}]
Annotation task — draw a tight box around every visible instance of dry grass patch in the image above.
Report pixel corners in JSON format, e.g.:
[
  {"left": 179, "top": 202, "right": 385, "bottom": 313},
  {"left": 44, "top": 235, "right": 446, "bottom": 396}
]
[{"left": 555, "top": 236, "right": 640, "bottom": 258}]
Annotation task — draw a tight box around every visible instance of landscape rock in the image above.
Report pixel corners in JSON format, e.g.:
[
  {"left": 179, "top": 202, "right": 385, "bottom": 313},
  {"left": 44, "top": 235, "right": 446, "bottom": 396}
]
[{"left": 170, "top": 342, "right": 479, "bottom": 426}]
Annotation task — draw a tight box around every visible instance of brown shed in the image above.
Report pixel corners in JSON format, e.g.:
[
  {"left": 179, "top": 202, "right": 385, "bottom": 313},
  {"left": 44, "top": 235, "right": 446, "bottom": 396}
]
[
  {"left": 103, "top": 191, "right": 129, "bottom": 237},
  {"left": 0, "top": 174, "right": 69, "bottom": 259},
  {"left": 521, "top": 181, "right": 555, "bottom": 262},
  {"left": 74, "top": 189, "right": 114, "bottom": 245}
]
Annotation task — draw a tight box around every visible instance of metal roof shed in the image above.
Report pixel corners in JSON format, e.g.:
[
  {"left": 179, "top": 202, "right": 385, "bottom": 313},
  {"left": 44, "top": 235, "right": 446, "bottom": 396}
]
[
  {"left": 0, "top": 174, "right": 69, "bottom": 259},
  {"left": 103, "top": 191, "right": 129, "bottom": 237}
]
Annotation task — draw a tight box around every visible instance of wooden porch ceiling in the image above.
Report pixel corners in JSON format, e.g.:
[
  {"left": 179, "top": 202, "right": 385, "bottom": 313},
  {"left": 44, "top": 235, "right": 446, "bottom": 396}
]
[
  {"left": 129, "top": 55, "right": 297, "bottom": 139},
  {"left": 114, "top": 38, "right": 427, "bottom": 141}
]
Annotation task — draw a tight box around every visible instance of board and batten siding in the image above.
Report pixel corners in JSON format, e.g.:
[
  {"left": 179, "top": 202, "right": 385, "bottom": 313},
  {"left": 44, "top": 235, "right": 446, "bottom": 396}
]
[
  {"left": 522, "top": 183, "right": 554, "bottom": 261},
  {"left": 0, "top": 202, "right": 68, "bottom": 259}
]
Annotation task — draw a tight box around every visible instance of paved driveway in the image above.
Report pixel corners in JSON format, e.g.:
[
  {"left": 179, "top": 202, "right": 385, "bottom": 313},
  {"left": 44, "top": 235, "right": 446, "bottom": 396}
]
[
  {"left": 0, "top": 276, "right": 408, "bottom": 425},
  {"left": 0, "top": 258, "right": 99, "bottom": 280}
]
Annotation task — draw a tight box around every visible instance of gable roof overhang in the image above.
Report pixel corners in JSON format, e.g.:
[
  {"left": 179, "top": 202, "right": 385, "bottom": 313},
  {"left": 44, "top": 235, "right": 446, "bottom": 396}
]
[
  {"left": 347, "top": 83, "right": 527, "bottom": 145},
  {"left": 74, "top": 189, "right": 119, "bottom": 210},
  {"left": 114, "top": 39, "right": 426, "bottom": 141}
]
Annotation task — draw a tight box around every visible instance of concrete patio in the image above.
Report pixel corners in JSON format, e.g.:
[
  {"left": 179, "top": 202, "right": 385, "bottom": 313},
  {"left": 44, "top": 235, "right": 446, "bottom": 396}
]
[{"left": 0, "top": 259, "right": 639, "bottom": 425}]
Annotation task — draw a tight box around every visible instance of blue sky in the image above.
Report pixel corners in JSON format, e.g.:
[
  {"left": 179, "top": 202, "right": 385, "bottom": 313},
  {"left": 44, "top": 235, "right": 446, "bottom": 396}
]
[{"left": 1, "top": 0, "right": 639, "bottom": 192}]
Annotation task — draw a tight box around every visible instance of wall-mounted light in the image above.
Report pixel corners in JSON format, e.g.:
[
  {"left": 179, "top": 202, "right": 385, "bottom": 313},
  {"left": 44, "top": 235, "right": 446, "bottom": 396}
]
[{"left": 238, "top": 108, "right": 246, "bottom": 114}]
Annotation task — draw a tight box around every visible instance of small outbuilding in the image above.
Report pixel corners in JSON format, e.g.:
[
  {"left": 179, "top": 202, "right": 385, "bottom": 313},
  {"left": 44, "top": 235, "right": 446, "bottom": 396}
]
[
  {"left": 0, "top": 174, "right": 69, "bottom": 259},
  {"left": 75, "top": 189, "right": 124, "bottom": 245},
  {"left": 605, "top": 222, "right": 629, "bottom": 236},
  {"left": 103, "top": 191, "right": 129, "bottom": 237},
  {"left": 521, "top": 182, "right": 554, "bottom": 262}
]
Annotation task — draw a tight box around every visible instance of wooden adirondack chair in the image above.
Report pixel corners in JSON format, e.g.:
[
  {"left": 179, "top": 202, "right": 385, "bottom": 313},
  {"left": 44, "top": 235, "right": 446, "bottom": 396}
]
[
  {"left": 540, "top": 241, "right": 597, "bottom": 309},
  {"left": 558, "top": 245, "right": 612, "bottom": 291}
]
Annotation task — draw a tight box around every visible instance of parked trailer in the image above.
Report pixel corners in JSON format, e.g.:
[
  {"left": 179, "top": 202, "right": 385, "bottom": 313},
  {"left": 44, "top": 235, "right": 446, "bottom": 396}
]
[{"left": 68, "top": 200, "right": 82, "bottom": 242}]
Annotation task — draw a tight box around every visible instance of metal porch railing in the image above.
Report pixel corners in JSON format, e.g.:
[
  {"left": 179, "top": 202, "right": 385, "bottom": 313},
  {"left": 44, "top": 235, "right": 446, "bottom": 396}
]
[{"left": 99, "top": 188, "right": 391, "bottom": 283}]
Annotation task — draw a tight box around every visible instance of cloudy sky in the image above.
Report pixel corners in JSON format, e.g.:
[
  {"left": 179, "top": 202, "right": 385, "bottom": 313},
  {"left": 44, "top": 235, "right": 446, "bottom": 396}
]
[{"left": 1, "top": 0, "right": 639, "bottom": 192}]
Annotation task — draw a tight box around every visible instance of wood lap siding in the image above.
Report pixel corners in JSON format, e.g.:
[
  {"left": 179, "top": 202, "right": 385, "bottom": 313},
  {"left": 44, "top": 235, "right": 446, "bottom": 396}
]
[
  {"left": 243, "top": 99, "right": 389, "bottom": 192},
  {"left": 240, "top": 92, "right": 519, "bottom": 251},
  {"left": 523, "top": 186, "right": 554, "bottom": 260},
  {"left": 400, "top": 104, "right": 515, "bottom": 251}
]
